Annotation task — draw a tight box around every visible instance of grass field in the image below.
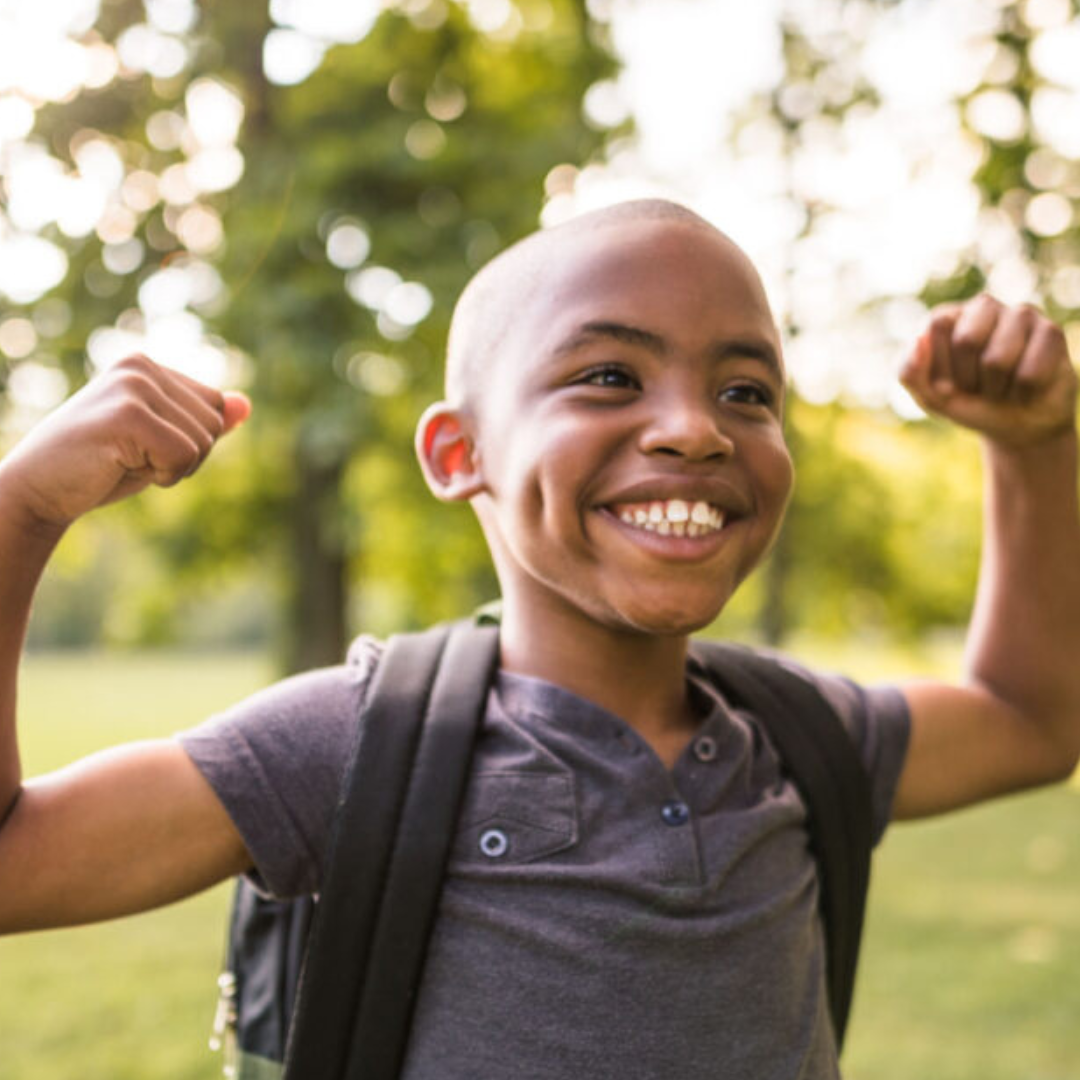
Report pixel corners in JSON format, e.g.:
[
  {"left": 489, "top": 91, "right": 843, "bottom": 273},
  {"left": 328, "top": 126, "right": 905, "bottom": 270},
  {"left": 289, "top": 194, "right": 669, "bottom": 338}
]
[{"left": 2, "top": 647, "right": 1079, "bottom": 1079}]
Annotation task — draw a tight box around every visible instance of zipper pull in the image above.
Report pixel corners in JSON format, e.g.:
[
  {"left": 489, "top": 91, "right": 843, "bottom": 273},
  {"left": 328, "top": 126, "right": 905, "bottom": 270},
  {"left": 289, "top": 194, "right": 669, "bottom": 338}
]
[{"left": 209, "top": 971, "right": 239, "bottom": 1078}]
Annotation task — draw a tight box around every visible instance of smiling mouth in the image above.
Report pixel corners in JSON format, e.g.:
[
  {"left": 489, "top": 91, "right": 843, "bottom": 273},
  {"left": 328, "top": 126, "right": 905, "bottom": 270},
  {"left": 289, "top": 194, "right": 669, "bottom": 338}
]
[{"left": 606, "top": 498, "right": 726, "bottom": 538}]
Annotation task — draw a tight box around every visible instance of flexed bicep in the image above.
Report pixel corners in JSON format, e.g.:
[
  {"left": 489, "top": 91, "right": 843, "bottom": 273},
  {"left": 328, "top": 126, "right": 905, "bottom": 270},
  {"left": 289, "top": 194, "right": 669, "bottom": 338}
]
[{"left": 0, "top": 738, "right": 251, "bottom": 933}]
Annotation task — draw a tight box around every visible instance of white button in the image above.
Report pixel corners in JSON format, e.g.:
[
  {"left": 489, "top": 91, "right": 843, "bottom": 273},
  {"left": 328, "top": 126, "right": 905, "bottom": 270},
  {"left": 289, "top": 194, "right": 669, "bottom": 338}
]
[
  {"left": 693, "top": 735, "right": 718, "bottom": 763},
  {"left": 479, "top": 828, "right": 509, "bottom": 858}
]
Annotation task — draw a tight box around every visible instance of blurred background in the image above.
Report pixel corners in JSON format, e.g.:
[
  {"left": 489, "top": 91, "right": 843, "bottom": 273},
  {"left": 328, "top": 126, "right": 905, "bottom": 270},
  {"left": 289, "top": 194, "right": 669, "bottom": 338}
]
[
  {"left": 1, "top": 1, "right": 1078, "bottom": 1077},
  {"left": 5, "top": 0, "right": 1080, "bottom": 665}
]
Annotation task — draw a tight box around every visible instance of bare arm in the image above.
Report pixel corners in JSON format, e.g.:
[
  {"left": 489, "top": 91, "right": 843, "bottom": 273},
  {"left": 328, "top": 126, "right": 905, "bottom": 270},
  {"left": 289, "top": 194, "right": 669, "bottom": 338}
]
[
  {"left": 893, "top": 296, "right": 1080, "bottom": 819},
  {"left": 0, "top": 356, "right": 253, "bottom": 932}
]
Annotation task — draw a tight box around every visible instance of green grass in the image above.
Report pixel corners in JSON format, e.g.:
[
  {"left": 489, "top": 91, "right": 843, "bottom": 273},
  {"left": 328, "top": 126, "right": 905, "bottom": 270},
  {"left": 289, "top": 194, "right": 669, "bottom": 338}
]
[
  {"left": 3, "top": 652, "right": 270, "bottom": 1080},
  {"left": 3, "top": 647, "right": 1079, "bottom": 1079},
  {"left": 846, "top": 788, "right": 1080, "bottom": 1080}
]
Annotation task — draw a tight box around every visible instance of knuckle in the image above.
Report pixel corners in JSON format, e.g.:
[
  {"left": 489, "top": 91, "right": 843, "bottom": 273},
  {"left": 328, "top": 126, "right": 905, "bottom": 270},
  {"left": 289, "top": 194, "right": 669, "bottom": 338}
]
[
  {"left": 114, "top": 395, "right": 154, "bottom": 427},
  {"left": 1041, "top": 322, "right": 1067, "bottom": 348},
  {"left": 111, "top": 367, "right": 157, "bottom": 401},
  {"left": 981, "top": 349, "right": 1013, "bottom": 370},
  {"left": 1013, "top": 371, "right": 1044, "bottom": 395},
  {"left": 112, "top": 354, "right": 157, "bottom": 377},
  {"left": 952, "top": 327, "right": 982, "bottom": 351}
]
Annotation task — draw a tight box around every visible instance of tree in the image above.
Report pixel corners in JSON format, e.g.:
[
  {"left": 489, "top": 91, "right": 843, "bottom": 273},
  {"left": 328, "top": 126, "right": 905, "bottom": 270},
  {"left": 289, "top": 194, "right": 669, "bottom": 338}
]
[
  {"left": 723, "top": 0, "right": 1079, "bottom": 644},
  {"left": 4, "top": 0, "right": 617, "bottom": 668}
]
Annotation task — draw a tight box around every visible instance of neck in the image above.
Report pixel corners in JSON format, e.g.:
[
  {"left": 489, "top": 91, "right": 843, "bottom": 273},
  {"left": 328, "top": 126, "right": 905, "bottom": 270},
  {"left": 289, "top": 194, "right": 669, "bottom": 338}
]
[{"left": 497, "top": 598, "right": 697, "bottom": 746}]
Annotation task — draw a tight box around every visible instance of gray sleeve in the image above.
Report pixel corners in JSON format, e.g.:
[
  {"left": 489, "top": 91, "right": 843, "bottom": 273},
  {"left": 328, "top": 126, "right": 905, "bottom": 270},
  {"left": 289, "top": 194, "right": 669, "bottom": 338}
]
[
  {"left": 177, "top": 636, "right": 382, "bottom": 898},
  {"left": 777, "top": 658, "right": 911, "bottom": 846}
]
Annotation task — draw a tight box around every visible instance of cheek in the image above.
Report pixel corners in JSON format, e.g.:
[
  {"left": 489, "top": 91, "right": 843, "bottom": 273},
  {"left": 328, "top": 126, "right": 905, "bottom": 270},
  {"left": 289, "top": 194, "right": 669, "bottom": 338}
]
[
  {"left": 773, "top": 445, "right": 795, "bottom": 512},
  {"left": 505, "top": 416, "right": 595, "bottom": 501},
  {"left": 745, "top": 434, "right": 794, "bottom": 545},
  {"left": 760, "top": 430, "right": 794, "bottom": 503}
]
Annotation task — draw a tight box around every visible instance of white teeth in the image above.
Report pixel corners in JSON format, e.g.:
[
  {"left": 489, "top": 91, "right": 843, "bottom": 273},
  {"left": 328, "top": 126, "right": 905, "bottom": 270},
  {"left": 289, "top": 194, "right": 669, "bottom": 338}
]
[{"left": 611, "top": 498, "right": 726, "bottom": 536}]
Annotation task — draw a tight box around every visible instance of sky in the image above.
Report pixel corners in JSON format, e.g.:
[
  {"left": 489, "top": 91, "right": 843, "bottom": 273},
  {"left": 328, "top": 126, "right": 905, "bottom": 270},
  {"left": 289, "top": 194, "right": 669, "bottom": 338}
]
[{"left": 0, "top": 0, "right": 1078, "bottom": 420}]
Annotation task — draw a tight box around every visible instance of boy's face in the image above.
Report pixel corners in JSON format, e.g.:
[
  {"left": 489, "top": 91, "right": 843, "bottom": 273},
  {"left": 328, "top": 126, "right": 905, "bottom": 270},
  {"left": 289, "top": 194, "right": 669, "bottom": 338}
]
[{"left": 467, "top": 218, "right": 794, "bottom": 638}]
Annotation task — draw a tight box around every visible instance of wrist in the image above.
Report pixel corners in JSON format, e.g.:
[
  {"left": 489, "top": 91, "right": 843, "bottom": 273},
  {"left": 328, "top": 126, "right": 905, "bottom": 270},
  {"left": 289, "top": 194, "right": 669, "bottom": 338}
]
[
  {"left": 981, "top": 425, "right": 1079, "bottom": 532},
  {"left": 0, "top": 463, "right": 71, "bottom": 549},
  {"left": 982, "top": 422, "right": 1078, "bottom": 472}
]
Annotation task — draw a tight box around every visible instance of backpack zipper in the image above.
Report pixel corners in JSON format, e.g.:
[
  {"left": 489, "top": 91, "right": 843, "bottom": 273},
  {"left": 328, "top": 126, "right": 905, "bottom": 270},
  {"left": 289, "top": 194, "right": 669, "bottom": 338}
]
[{"left": 209, "top": 970, "right": 239, "bottom": 1077}]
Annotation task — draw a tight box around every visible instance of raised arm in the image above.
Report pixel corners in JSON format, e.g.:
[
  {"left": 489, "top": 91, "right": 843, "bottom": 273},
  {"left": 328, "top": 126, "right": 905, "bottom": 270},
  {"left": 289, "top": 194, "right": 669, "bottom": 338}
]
[
  {"left": 893, "top": 296, "right": 1080, "bottom": 819},
  {"left": 0, "top": 356, "right": 253, "bottom": 932}
]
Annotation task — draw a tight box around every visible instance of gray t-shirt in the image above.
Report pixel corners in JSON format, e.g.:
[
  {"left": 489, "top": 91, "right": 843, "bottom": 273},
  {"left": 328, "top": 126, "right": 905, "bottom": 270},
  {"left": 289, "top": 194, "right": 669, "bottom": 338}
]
[{"left": 180, "top": 637, "right": 909, "bottom": 1080}]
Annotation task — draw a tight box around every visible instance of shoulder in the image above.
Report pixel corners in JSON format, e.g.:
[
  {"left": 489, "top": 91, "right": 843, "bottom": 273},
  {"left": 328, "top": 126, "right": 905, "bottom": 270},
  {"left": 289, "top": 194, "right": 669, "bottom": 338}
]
[
  {"left": 183, "top": 636, "right": 382, "bottom": 751},
  {"left": 694, "top": 642, "right": 909, "bottom": 750},
  {"left": 177, "top": 635, "right": 386, "bottom": 896},
  {"left": 690, "top": 641, "right": 911, "bottom": 841}
]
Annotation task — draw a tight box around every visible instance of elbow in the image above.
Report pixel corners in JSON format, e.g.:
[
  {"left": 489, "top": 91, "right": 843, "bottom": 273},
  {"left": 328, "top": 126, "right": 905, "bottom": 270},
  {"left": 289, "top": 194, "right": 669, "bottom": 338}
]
[
  {"left": 0, "top": 783, "right": 22, "bottom": 832},
  {"left": 1048, "top": 746, "right": 1080, "bottom": 786},
  {"left": 1036, "top": 721, "right": 1080, "bottom": 786}
]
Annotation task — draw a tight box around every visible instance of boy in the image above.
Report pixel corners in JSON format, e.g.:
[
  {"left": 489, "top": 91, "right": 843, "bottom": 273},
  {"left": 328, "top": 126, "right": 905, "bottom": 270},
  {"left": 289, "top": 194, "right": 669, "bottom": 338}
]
[{"left": 0, "top": 199, "right": 1078, "bottom": 1077}]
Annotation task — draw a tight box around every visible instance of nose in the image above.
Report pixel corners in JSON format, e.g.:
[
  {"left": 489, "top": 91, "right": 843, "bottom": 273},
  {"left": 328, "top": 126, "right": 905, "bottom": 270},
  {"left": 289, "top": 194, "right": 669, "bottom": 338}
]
[{"left": 638, "top": 392, "right": 734, "bottom": 461}]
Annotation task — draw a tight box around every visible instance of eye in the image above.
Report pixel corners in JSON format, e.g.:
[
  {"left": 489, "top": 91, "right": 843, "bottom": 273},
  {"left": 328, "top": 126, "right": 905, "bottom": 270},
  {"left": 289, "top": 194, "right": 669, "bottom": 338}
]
[
  {"left": 719, "top": 382, "right": 774, "bottom": 408},
  {"left": 577, "top": 364, "right": 640, "bottom": 390}
]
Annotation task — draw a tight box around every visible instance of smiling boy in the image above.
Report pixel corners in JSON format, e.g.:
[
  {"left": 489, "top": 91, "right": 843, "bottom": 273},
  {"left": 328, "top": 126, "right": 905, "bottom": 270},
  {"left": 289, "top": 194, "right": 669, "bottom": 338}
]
[{"left": 1, "top": 200, "right": 1078, "bottom": 1078}]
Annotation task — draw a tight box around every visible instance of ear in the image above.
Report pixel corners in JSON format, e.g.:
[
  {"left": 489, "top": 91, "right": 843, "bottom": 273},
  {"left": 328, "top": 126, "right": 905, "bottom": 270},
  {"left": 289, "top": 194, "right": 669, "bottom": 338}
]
[{"left": 415, "top": 402, "right": 485, "bottom": 502}]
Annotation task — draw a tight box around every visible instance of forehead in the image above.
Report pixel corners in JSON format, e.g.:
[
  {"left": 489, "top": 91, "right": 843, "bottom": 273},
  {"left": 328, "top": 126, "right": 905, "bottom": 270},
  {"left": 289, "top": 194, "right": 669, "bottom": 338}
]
[{"left": 516, "top": 219, "right": 780, "bottom": 369}]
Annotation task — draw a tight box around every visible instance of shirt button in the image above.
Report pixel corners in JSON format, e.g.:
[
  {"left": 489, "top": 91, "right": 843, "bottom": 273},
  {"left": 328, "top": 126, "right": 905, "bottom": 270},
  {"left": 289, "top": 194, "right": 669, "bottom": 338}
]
[
  {"left": 661, "top": 800, "right": 690, "bottom": 827},
  {"left": 693, "top": 735, "right": 719, "bottom": 763},
  {"left": 479, "top": 828, "right": 509, "bottom": 858}
]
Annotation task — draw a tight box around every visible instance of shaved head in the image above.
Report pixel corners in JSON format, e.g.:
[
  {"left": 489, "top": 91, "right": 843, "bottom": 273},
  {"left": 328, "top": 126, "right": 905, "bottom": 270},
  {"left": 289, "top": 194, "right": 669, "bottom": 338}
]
[{"left": 444, "top": 199, "right": 744, "bottom": 410}]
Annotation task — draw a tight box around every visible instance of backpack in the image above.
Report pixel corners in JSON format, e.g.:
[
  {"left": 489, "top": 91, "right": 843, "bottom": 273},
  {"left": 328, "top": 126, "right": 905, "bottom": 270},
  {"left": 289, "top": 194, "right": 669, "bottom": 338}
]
[{"left": 210, "top": 621, "right": 873, "bottom": 1078}]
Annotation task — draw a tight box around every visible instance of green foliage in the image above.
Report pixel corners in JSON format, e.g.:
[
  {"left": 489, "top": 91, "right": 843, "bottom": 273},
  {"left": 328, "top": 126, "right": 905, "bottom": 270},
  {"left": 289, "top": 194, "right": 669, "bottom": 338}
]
[
  {"left": 944, "top": 3, "right": 1080, "bottom": 324},
  {"left": 9, "top": 0, "right": 1078, "bottom": 652},
  {"left": 205, "top": 2, "right": 614, "bottom": 665},
  {"left": 727, "top": 398, "right": 982, "bottom": 644},
  {"left": 6, "top": 1, "right": 616, "bottom": 663}
]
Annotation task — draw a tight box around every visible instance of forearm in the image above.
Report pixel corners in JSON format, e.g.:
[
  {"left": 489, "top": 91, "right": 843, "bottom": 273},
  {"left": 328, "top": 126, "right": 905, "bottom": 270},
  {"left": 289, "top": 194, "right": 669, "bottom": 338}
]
[
  {"left": 0, "top": 473, "right": 67, "bottom": 818},
  {"left": 965, "top": 427, "right": 1080, "bottom": 755}
]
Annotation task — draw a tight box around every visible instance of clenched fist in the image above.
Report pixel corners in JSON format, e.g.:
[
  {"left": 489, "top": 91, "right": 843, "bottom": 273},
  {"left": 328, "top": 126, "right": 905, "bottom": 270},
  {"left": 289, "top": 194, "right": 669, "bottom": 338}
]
[
  {"left": 901, "top": 295, "right": 1077, "bottom": 448},
  {"left": 0, "top": 355, "right": 250, "bottom": 533}
]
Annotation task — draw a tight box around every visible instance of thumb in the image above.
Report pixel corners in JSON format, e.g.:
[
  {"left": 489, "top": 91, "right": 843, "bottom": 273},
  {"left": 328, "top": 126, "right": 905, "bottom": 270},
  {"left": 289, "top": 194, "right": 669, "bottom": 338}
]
[{"left": 222, "top": 392, "right": 252, "bottom": 433}]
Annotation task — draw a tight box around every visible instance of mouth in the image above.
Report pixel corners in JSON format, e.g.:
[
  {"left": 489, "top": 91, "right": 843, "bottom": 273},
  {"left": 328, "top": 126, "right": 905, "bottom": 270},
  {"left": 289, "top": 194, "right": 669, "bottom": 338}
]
[{"left": 605, "top": 498, "right": 727, "bottom": 539}]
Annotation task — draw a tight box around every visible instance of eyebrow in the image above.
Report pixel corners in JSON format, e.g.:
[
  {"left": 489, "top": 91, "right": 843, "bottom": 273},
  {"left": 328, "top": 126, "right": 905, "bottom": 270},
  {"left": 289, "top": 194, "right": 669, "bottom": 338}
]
[
  {"left": 553, "top": 320, "right": 784, "bottom": 380},
  {"left": 554, "top": 321, "right": 667, "bottom": 356}
]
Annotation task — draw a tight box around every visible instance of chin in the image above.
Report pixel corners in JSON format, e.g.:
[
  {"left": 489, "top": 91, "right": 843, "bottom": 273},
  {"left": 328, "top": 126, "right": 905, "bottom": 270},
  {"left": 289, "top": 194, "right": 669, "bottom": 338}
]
[{"left": 609, "top": 594, "right": 730, "bottom": 638}]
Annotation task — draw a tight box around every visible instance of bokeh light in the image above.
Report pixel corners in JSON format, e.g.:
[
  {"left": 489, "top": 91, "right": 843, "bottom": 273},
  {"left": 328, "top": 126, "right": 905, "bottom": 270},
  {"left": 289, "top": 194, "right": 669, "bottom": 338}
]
[{"left": 0, "top": 0, "right": 1077, "bottom": 415}]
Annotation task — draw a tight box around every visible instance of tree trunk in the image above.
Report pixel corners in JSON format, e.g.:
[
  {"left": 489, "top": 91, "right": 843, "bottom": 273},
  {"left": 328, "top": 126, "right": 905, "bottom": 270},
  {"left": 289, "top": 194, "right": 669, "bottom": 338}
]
[
  {"left": 759, "top": 527, "right": 790, "bottom": 647},
  {"left": 759, "top": 395, "right": 800, "bottom": 647},
  {"left": 283, "top": 440, "right": 350, "bottom": 674}
]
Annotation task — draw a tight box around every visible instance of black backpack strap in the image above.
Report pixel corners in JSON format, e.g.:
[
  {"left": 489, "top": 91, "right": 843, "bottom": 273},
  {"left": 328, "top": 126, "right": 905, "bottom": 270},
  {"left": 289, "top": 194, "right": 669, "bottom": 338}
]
[
  {"left": 282, "top": 621, "right": 499, "bottom": 1080},
  {"left": 690, "top": 640, "right": 873, "bottom": 1049}
]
